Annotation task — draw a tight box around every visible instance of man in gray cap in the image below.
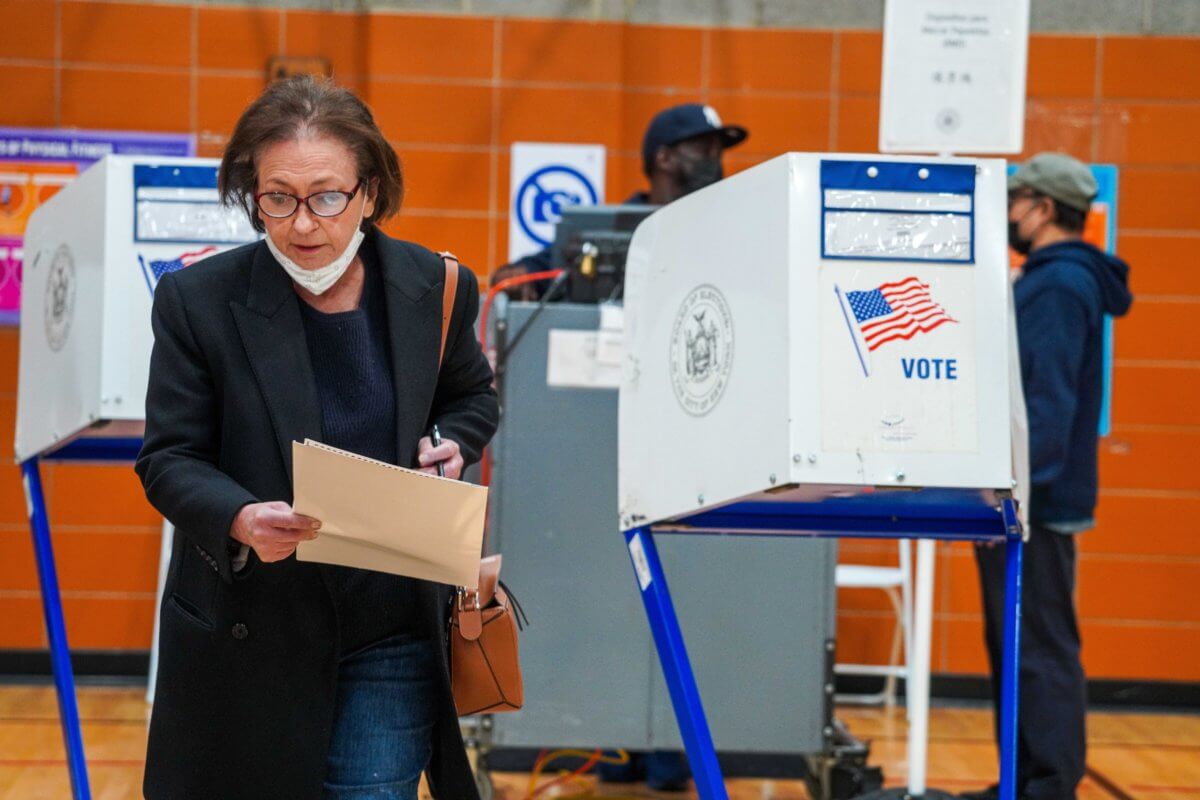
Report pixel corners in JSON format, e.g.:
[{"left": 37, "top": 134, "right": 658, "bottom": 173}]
[{"left": 964, "top": 153, "right": 1133, "bottom": 800}]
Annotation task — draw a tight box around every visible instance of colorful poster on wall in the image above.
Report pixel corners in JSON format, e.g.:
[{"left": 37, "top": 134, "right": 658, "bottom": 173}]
[{"left": 0, "top": 127, "right": 195, "bottom": 324}]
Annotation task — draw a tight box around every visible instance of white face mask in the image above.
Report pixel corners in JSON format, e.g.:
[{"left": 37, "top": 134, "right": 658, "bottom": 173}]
[{"left": 265, "top": 196, "right": 367, "bottom": 296}]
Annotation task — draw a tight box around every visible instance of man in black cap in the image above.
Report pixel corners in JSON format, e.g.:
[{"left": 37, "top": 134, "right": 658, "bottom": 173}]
[
  {"left": 627, "top": 102, "right": 748, "bottom": 204},
  {"left": 963, "top": 153, "right": 1133, "bottom": 800},
  {"left": 491, "top": 103, "right": 748, "bottom": 298}
]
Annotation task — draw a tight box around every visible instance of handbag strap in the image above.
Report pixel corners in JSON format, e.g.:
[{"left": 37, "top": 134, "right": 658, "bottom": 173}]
[
  {"left": 437, "top": 250, "right": 485, "bottom": 636},
  {"left": 437, "top": 251, "right": 460, "bottom": 371}
]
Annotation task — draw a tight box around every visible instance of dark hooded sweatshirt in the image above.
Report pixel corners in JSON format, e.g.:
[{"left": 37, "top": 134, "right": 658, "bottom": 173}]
[{"left": 1014, "top": 240, "right": 1133, "bottom": 528}]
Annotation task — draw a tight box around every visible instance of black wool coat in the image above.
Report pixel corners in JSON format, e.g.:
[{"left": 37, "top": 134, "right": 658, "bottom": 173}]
[{"left": 135, "top": 228, "right": 498, "bottom": 799}]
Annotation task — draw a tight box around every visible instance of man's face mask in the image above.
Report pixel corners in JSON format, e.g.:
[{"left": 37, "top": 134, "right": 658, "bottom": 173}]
[
  {"left": 677, "top": 152, "right": 723, "bottom": 195},
  {"left": 1007, "top": 193, "right": 1043, "bottom": 256},
  {"left": 1007, "top": 218, "right": 1033, "bottom": 256}
]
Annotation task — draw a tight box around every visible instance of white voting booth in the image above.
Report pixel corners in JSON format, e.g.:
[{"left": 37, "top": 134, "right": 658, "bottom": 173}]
[
  {"left": 16, "top": 155, "right": 256, "bottom": 800},
  {"left": 17, "top": 155, "right": 256, "bottom": 461},
  {"left": 618, "top": 153, "right": 1025, "bottom": 800}
]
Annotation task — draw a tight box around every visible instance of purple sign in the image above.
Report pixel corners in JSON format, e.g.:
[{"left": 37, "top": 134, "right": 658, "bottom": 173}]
[{"left": 0, "top": 127, "right": 194, "bottom": 166}]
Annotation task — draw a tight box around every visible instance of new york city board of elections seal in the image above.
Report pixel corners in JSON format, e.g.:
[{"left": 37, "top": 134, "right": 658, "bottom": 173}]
[
  {"left": 44, "top": 244, "right": 76, "bottom": 352},
  {"left": 669, "top": 284, "right": 734, "bottom": 416}
]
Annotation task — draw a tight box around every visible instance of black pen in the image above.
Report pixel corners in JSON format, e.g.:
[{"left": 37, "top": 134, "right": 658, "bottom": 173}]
[{"left": 430, "top": 424, "right": 446, "bottom": 478}]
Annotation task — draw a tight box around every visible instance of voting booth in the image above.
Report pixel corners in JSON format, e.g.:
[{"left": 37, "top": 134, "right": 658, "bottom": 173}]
[
  {"left": 17, "top": 156, "right": 257, "bottom": 462},
  {"left": 16, "top": 155, "right": 257, "bottom": 800},
  {"left": 619, "top": 153, "right": 1025, "bottom": 800}
]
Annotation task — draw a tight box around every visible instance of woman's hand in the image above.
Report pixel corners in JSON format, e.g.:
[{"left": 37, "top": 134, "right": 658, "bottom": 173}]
[
  {"left": 229, "top": 501, "right": 321, "bottom": 563},
  {"left": 417, "top": 436, "right": 464, "bottom": 479}
]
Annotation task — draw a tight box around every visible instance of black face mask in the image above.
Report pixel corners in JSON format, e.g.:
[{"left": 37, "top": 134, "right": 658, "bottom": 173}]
[
  {"left": 1007, "top": 219, "right": 1033, "bottom": 256},
  {"left": 678, "top": 155, "right": 723, "bottom": 195}
]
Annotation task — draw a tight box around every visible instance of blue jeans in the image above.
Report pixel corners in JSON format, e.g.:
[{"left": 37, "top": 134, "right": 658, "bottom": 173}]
[{"left": 323, "top": 633, "right": 439, "bottom": 799}]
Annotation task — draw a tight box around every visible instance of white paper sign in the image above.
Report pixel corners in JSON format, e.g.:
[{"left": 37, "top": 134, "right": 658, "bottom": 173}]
[
  {"left": 546, "top": 329, "right": 621, "bottom": 390},
  {"left": 595, "top": 302, "right": 625, "bottom": 366},
  {"left": 508, "top": 143, "right": 606, "bottom": 263},
  {"left": 627, "top": 532, "right": 653, "bottom": 591},
  {"left": 879, "top": 0, "right": 1030, "bottom": 154}
]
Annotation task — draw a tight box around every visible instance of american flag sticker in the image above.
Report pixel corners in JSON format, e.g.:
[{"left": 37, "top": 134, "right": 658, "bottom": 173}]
[
  {"left": 835, "top": 277, "right": 957, "bottom": 377},
  {"left": 138, "top": 246, "right": 219, "bottom": 295}
]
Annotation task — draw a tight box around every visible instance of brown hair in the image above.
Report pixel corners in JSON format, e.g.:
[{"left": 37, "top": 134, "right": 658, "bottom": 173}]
[{"left": 219, "top": 75, "right": 402, "bottom": 233}]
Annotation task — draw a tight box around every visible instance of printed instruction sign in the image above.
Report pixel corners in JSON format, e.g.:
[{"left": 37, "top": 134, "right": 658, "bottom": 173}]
[
  {"left": 508, "top": 143, "right": 605, "bottom": 263},
  {"left": 879, "top": 0, "right": 1030, "bottom": 154}
]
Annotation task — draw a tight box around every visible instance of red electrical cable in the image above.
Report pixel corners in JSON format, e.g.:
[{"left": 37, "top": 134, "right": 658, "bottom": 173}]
[{"left": 478, "top": 269, "right": 565, "bottom": 354}]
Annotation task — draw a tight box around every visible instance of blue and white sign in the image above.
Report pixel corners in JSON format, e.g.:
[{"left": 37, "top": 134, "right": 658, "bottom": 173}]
[{"left": 508, "top": 143, "right": 605, "bottom": 262}]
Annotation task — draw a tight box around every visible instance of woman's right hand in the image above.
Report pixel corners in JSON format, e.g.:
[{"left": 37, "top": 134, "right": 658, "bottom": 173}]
[{"left": 229, "top": 501, "right": 321, "bottom": 563}]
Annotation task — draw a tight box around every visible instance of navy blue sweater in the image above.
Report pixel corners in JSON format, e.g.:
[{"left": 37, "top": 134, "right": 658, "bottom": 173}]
[
  {"left": 1014, "top": 240, "right": 1133, "bottom": 527},
  {"left": 299, "top": 251, "right": 421, "bottom": 654}
]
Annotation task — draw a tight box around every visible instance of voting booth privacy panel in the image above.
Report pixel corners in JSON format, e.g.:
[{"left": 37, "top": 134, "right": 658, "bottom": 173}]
[
  {"left": 620, "top": 153, "right": 1014, "bottom": 526},
  {"left": 16, "top": 155, "right": 257, "bottom": 461}
]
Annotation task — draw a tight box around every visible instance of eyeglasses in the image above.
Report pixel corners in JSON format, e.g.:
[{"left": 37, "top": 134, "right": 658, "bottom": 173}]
[
  {"left": 1007, "top": 190, "right": 1041, "bottom": 210},
  {"left": 254, "top": 181, "right": 362, "bottom": 219}
]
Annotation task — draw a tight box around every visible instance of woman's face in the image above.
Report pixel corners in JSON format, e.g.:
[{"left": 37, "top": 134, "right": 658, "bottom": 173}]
[{"left": 255, "top": 135, "right": 376, "bottom": 271}]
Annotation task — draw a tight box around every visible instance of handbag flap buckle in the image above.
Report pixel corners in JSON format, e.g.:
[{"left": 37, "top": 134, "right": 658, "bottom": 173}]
[{"left": 456, "top": 588, "right": 483, "bottom": 641}]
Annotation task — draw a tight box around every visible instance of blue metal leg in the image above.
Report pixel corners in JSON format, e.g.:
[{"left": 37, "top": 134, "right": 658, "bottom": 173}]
[
  {"left": 998, "top": 499, "right": 1024, "bottom": 800},
  {"left": 22, "top": 458, "right": 91, "bottom": 800},
  {"left": 624, "top": 527, "right": 727, "bottom": 800}
]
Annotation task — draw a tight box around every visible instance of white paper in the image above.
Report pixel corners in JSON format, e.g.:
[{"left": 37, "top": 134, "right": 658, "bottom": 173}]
[
  {"left": 880, "top": 0, "right": 1030, "bottom": 154},
  {"left": 136, "top": 200, "right": 258, "bottom": 243},
  {"left": 595, "top": 302, "right": 625, "bottom": 366},
  {"left": 824, "top": 210, "right": 972, "bottom": 262},
  {"left": 628, "top": 532, "right": 653, "bottom": 591},
  {"left": 546, "top": 329, "right": 621, "bottom": 390},
  {"left": 599, "top": 302, "right": 624, "bottom": 332},
  {"left": 824, "top": 189, "right": 972, "bottom": 212}
]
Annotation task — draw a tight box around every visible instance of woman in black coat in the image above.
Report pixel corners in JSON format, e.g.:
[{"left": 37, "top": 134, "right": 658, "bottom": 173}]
[{"left": 135, "top": 76, "right": 497, "bottom": 800}]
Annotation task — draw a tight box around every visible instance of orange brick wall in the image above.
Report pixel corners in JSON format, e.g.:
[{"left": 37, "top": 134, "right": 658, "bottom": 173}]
[{"left": 0, "top": 1, "right": 1197, "bottom": 683}]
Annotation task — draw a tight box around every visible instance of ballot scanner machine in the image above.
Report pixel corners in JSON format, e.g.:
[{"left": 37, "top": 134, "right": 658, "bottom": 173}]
[
  {"left": 16, "top": 155, "right": 257, "bottom": 800},
  {"left": 618, "top": 153, "right": 1025, "bottom": 800}
]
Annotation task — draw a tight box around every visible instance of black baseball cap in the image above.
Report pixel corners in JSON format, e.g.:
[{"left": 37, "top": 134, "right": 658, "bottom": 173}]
[{"left": 641, "top": 103, "right": 748, "bottom": 175}]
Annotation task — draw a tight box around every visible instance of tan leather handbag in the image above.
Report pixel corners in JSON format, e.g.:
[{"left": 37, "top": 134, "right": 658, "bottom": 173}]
[{"left": 437, "top": 253, "right": 526, "bottom": 716}]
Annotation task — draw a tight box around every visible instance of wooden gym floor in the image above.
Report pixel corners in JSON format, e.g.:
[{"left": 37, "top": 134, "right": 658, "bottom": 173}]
[{"left": 0, "top": 684, "right": 1197, "bottom": 799}]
